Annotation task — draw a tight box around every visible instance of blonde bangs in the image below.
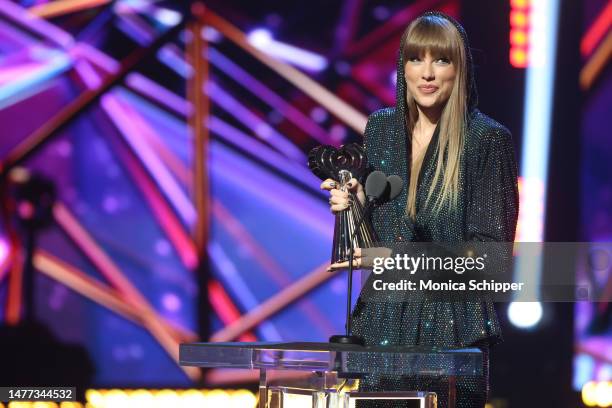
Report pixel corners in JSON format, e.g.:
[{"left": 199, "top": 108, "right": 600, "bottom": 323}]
[{"left": 402, "top": 17, "right": 461, "bottom": 64}]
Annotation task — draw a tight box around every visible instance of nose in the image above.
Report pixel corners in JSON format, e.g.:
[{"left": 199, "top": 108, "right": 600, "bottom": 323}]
[{"left": 422, "top": 62, "right": 434, "bottom": 80}]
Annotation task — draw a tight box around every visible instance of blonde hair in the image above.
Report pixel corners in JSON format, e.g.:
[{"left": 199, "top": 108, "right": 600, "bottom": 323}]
[{"left": 401, "top": 15, "right": 468, "bottom": 219}]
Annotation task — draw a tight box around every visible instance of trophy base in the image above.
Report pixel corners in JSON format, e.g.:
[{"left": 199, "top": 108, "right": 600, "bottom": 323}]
[{"left": 329, "top": 334, "right": 364, "bottom": 345}]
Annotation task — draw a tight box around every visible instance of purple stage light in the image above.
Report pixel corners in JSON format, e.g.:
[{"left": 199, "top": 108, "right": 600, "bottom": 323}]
[
  {"left": 329, "top": 124, "right": 347, "bottom": 142},
  {"left": 0, "top": 62, "right": 44, "bottom": 84},
  {"left": 114, "top": 0, "right": 181, "bottom": 28},
  {"left": 126, "top": 72, "right": 192, "bottom": 117},
  {"left": 161, "top": 292, "right": 182, "bottom": 313},
  {"left": 208, "top": 116, "right": 321, "bottom": 193},
  {"left": 48, "top": 284, "right": 68, "bottom": 311},
  {"left": 0, "top": 20, "right": 37, "bottom": 49},
  {"left": 54, "top": 139, "right": 73, "bottom": 158},
  {"left": 157, "top": 43, "right": 193, "bottom": 78},
  {"left": 210, "top": 140, "right": 332, "bottom": 237},
  {"left": 220, "top": 129, "right": 323, "bottom": 196},
  {"left": 102, "top": 195, "right": 121, "bottom": 214},
  {"left": 248, "top": 28, "right": 273, "bottom": 48},
  {"left": 209, "top": 241, "right": 282, "bottom": 341},
  {"left": 115, "top": 13, "right": 155, "bottom": 46},
  {"left": 74, "top": 60, "right": 103, "bottom": 90},
  {"left": 0, "top": 52, "right": 71, "bottom": 109},
  {"left": 155, "top": 43, "right": 337, "bottom": 151},
  {"left": 154, "top": 238, "right": 172, "bottom": 257},
  {"left": 201, "top": 26, "right": 221, "bottom": 43},
  {"left": 310, "top": 107, "right": 328, "bottom": 123},
  {"left": 100, "top": 93, "right": 197, "bottom": 227},
  {"left": 154, "top": 8, "right": 182, "bottom": 27},
  {"left": 72, "top": 43, "right": 120, "bottom": 74},
  {"left": 390, "top": 70, "right": 397, "bottom": 86},
  {"left": 0, "top": 237, "right": 8, "bottom": 267},
  {"left": 107, "top": 78, "right": 320, "bottom": 194},
  {"left": 207, "top": 81, "right": 306, "bottom": 163},
  {"left": 208, "top": 48, "right": 336, "bottom": 146},
  {"left": 247, "top": 28, "right": 328, "bottom": 72},
  {"left": 0, "top": 1, "right": 74, "bottom": 48},
  {"left": 129, "top": 344, "right": 144, "bottom": 359}
]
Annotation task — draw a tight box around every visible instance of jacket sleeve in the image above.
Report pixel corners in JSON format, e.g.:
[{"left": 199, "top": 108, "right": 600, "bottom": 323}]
[
  {"left": 362, "top": 110, "right": 389, "bottom": 177},
  {"left": 466, "top": 126, "right": 519, "bottom": 242}
]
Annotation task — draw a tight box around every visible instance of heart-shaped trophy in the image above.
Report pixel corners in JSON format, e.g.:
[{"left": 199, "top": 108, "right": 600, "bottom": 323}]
[{"left": 308, "top": 143, "right": 379, "bottom": 264}]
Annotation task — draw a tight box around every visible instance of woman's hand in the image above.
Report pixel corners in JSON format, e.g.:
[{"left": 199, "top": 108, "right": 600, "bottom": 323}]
[
  {"left": 326, "top": 247, "right": 393, "bottom": 272},
  {"left": 327, "top": 247, "right": 365, "bottom": 272},
  {"left": 320, "top": 178, "right": 365, "bottom": 213}
]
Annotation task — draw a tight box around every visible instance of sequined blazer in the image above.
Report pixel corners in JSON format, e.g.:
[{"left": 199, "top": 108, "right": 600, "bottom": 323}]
[{"left": 351, "top": 106, "right": 519, "bottom": 348}]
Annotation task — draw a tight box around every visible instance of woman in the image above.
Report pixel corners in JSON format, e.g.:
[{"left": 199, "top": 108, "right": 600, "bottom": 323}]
[{"left": 322, "top": 11, "right": 519, "bottom": 408}]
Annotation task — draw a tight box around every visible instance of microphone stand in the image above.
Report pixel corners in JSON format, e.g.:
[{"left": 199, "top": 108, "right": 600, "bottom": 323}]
[{"left": 329, "top": 199, "right": 375, "bottom": 346}]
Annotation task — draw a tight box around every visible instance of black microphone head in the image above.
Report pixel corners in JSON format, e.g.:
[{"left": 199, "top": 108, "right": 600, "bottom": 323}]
[
  {"left": 365, "top": 171, "right": 388, "bottom": 202},
  {"left": 387, "top": 175, "right": 404, "bottom": 201}
]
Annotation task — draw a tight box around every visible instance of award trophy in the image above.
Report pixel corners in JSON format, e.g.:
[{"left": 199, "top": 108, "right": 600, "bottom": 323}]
[{"left": 308, "top": 143, "right": 379, "bottom": 264}]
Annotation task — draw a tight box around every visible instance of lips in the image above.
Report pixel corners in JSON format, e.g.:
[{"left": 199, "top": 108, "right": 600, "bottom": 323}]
[{"left": 418, "top": 85, "right": 439, "bottom": 94}]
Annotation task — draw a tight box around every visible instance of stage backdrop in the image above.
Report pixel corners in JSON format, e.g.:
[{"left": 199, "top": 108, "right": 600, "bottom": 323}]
[{"left": 573, "top": 0, "right": 612, "bottom": 392}]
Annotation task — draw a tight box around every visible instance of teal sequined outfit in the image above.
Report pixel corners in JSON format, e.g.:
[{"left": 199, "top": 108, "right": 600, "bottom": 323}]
[{"left": 351, "top": 12, "right": 519, "bottom": 408}]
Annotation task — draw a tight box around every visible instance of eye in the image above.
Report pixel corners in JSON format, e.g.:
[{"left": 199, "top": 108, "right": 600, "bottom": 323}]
[
  {"left": 435, "top": 57, "right": 451, "bottom": 64},
  {"left": 407, "top": 56, "right": 421, "bottom": 62}
]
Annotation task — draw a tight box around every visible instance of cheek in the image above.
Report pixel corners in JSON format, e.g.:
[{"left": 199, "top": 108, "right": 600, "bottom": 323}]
[
  {"left": 443, "top": 68, "right": 457, "bottom": 84},
  {"left": 441, "top": 73, "right": 457, "bottom": 95},
  {"left": 444, "top": 79, "right": 456, "bottom": 94},
  {"left": 404, "top": 67, "right": 419, "bottom": 87},
  {"left": 404, "top": 64, "right": 421, "bottom": 86}
]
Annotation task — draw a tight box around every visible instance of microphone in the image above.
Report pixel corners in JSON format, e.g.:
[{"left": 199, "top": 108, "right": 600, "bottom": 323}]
[
  {"left": 363, "top": 172, "right": 404, "bottom": 209},
  {"left": 364, "top": 170, "right": 388, "bottom": 204},
  {"left": 386, "top": 174, "right": 404, "bottom": 201},
  {"left": 357, "top": 171, "right": 404, "bottom": 226}
]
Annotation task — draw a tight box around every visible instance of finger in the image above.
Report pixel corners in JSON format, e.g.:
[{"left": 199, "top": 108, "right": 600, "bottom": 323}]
[
  {"left": 347, "top": 178, "right": 359, "bottom": 190},
  {"left": 329, "top": 197, "right": 345, "bottom": 205},
  {"left": 320, "top": 179, "right": 337, "bottom": 191},
  {"left": 327, "top": 261, "right": 349, "bottom": 271},
  {"left": 326, "top": 258, "right": 363, "bottom": 271},
  {"left": 329, "top": 194, "right": 349, "bottom": 205},
  {"left": 331, "top": 203, "right": 349, "bottom": 213},
  {"left": 330, "top": 189, "right": 349, "bottom": 199},
  {"left": 354, "top": 247, "right": 362, "bottom": 258}
]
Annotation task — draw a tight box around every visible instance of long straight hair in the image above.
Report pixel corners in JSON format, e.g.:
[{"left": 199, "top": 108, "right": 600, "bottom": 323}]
[{"left": 401, "top": 15, "right": 468, "bottom": 219}]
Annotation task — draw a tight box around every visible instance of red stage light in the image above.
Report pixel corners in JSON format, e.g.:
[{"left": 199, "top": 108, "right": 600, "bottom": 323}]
[
  {"left": 510, "top": 0, "right": 530, "bottom": 9},
  {"left": 510, "top": 1, "right": 532, "bottom": 68},
  {"left": 510, "top": 10, "right": 529, "bottom": 28},
  {"left": 510, "top": 48, "right": 528, "bottom": 68},
  {"left": 510, "top": 29, "right": 528, "bottom": 47}
]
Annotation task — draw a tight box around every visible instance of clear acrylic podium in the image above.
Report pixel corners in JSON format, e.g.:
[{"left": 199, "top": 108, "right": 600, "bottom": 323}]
[{"left": 179, "top": 342, "right": 483, "bottom": 408}]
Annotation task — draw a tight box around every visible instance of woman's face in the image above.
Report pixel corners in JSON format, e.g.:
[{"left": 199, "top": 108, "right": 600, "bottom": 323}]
[{"left": 404, "top": 51, "right": 456, "bottom": 113}]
